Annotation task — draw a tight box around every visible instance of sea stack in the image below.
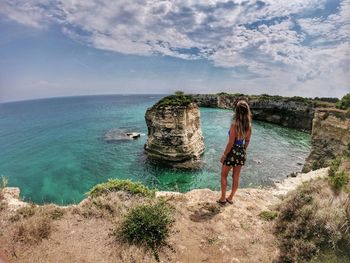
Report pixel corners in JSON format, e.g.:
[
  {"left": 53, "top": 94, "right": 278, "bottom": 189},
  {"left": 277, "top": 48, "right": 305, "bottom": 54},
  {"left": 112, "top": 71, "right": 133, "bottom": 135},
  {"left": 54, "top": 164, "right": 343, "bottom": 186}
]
[{"left": 144, "top": 93, "right": 205, "bottom": 169}]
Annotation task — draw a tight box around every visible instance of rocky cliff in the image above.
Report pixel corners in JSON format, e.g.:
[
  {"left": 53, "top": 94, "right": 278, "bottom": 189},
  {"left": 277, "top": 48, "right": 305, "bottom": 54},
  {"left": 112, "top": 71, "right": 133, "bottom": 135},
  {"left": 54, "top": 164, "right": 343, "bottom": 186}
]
[
  {"left": 191, "top": 94, "right": 333, "bottom": 132},
  {"left": 144, "top": 99, "right": 205, "bottom": 169},
  {"left": 303, "top": 108, "right": 350, "bottom": 172}
]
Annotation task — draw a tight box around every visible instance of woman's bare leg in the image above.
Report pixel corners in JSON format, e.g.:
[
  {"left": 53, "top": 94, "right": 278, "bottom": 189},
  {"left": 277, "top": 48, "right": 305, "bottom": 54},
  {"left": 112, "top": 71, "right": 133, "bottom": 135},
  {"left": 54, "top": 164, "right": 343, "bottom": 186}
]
[
  {"left": 220, "top": 164, "right": 232, "bottom": 201},
  {"left": 227, "top": 166, "right": 242, "bottom": 201}
]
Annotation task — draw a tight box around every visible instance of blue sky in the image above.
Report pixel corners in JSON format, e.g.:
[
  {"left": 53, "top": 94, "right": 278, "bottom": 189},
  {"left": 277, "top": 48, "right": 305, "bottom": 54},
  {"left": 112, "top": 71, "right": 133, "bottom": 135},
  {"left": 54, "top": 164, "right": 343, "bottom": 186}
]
[{"left": 0, "top": 0, "right": 349, "bottom": 102}]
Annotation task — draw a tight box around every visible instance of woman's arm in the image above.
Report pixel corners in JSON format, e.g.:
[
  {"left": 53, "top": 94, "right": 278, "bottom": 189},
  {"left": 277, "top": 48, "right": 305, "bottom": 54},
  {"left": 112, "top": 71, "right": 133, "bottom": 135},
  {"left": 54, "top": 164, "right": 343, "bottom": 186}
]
[
  {"left": 244, "top": 127, "right": 252, "bottom": 150},
  {"left": 222, "top": 123, "right": 236, "bottom": 157}
]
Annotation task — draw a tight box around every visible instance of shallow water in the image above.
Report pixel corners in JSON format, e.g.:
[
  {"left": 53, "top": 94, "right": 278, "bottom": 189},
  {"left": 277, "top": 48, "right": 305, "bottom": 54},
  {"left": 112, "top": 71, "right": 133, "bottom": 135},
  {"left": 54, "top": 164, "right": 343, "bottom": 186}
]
[{"left": 0, "top": 95, "right": 311, "bottom": 204}]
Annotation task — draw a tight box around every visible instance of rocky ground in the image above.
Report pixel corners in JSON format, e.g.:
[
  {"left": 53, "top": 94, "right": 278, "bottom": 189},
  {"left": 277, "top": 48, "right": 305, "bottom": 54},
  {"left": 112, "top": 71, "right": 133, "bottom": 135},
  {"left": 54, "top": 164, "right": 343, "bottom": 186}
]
[{"left": 0, "top": 168, "right": 328, "bottom": 263}]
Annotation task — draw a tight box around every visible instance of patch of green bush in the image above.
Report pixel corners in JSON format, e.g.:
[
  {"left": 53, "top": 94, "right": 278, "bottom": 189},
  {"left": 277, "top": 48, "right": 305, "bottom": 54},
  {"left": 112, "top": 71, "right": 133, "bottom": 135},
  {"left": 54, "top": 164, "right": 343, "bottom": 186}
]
[
  {"left": 155, "top": 93, "right": 193, "bottom": 108},
  {"left": 328, "top": 157, "right": 349, "bottom": 190},
  {"left": 336, "top": 93, "right": 350, "bottom": 110},
  {"left": 259, "top": 210, "right": 278, "bottom": 221},
  {"left": 274, "top": 180, "right": 350, "bottom": 262},
  {"left": 328, "top": 157, "right": 342, "bottom": 178},
  {"left": 115, "top": 201, "right": 175, "bottom": 262},
  {"left": 87, "top": 179, "right": 156, "bottom": 198},
  {"left": 314, "top": 97, "right": 339, "bottom": 103},
  {"left": 329, "top": 171, "right": 349, "bottom": 190}
]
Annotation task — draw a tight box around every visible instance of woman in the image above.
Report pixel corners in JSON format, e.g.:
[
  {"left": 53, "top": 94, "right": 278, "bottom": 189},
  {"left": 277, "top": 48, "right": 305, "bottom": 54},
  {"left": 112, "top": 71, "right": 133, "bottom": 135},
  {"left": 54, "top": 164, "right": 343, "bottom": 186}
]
[{"left": 217, "top": 100, "right": 252, "bottom": 205}]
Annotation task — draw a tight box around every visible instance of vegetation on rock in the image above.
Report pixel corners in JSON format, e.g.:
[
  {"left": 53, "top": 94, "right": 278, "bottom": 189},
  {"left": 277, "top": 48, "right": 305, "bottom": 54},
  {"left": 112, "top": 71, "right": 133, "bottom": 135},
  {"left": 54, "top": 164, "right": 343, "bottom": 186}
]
[
  {"left": 336, "top": 93, "right": 350, "bottom": 110},
  {"left": 115, "top": 200, "right": 175, "bottom": 262},
  {"left": 87, "top": 179, "right": 156, "bottom": 198},
  {"left": 0, "top": 176, "right": 8, "bottom": 201},
  {"left": 259, "top": 210, "right": 278, "bottom": 221},
  {"left": 13, "top": 216, "right": 52, "bottom": 244},
  {"left": 154, "top": 91, "right": 193, "bottom": 108},
  {"left": 328, "top": 157, "right": 349, "bottom": 190}
]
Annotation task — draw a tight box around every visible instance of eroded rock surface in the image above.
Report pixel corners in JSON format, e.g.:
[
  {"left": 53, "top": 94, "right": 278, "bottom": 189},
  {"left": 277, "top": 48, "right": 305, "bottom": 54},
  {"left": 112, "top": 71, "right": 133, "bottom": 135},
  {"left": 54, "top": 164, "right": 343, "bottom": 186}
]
[
  {"left": 303, "top": 108, "right": 350, "bottom": 172},
  {"left": 192, "top": 94, "right": 316, "bottom": 131},
  {"left": 144, "top": 102, "right": 205, "bottom": 169}
]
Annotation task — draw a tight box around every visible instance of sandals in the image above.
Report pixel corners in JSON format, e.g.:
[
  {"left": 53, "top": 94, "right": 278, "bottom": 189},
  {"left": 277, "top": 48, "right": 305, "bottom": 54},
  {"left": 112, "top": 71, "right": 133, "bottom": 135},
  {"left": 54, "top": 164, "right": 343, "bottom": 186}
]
[
  {"left": 216, "top": 199, "right": 227, "bottom": 205},
  {"left": 226, "top": 198, "right": 233, "bottom": 204}
]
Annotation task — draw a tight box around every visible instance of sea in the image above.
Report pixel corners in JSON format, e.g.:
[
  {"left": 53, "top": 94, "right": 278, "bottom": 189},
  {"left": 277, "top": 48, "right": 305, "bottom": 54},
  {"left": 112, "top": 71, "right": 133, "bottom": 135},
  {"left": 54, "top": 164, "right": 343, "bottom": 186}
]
[{"left": 0, "top": 95, "right": 311, "bottom": 205}]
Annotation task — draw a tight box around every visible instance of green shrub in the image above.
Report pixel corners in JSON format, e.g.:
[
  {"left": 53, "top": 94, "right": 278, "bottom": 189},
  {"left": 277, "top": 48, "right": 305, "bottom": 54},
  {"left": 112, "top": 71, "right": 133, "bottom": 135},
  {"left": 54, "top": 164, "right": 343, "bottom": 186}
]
[
  {"left": 328, "top": 157, "right": 349, "bottom": 190},
  {"left": 329, "top": 171, "right": 349, "bottom": 190},
  {"left": 174, "top": 90, "right": 184, "bottom": 96},
  {"left": 336, "top": 93, "right": 350, "bottom": 110},
  {"left": 116, "top": 201, "right": 175, "bottom": 262},
  {"left": 314, "top": 97, "right": 339, "bottom": 103},
  {"left": 87, "top": 179, "right": 156, "bottom": 198},
  {"left": 259, "top": 210, "right": 278, "bottom": 221},
  {"left": 328, "top": 157, "right": 342, "bottom": 177},
  {"left": 155, "top": 94, "right": 193, "bottom": 107}
]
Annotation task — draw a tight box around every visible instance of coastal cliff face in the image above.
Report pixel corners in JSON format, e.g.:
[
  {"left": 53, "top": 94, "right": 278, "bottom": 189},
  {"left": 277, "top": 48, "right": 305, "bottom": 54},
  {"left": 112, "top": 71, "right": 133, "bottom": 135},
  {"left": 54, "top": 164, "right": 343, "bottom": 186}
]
[
  {"left": 144, "top": 102, "right": 205, "bottom": 169},
  {"left": 303, "top": 108, "right": 350, "bottom": 172},
  {"left": 191, "top": 94, "right": 316, "bottom": 131}
]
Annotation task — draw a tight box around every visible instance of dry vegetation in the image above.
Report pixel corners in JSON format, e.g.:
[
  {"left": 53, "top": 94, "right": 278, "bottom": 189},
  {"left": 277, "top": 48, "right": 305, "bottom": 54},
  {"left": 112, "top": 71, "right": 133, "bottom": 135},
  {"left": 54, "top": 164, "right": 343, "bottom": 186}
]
[
  {"left": 1, "top": 169, "right": 350, "bottom": 262},
  {"left": 273, "top": 152, "right": 350, "bottom": 263}
]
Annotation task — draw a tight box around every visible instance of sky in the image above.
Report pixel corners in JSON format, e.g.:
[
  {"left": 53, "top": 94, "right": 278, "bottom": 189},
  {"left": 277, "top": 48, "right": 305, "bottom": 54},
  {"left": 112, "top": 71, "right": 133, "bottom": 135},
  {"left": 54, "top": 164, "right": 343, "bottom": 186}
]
[{"left": 0, "top": 0, "right": 349, "bottom": 102}]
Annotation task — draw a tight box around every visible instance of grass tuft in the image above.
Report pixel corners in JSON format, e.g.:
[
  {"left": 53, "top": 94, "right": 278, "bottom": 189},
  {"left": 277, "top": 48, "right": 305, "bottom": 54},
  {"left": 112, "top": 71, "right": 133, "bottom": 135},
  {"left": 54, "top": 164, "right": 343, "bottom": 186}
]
[
  {"left": 259, "top": 210, "right": 278, "bottom": 221},
  {"left": 13, "top": 216, "right": 52, "bottom": 244},
  {"left": 115, "top": 200, "right": 175, "bottom": 262},
  {"left": 87, "top": 179, "right": 156, "bottom": 198}
]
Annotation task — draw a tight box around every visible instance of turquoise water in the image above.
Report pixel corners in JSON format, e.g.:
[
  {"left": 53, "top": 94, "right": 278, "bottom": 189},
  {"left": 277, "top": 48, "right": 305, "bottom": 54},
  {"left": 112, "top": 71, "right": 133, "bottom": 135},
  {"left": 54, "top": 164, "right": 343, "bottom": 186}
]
[{"left": 0, "top": 95, "right": 311, "bottom": 205}]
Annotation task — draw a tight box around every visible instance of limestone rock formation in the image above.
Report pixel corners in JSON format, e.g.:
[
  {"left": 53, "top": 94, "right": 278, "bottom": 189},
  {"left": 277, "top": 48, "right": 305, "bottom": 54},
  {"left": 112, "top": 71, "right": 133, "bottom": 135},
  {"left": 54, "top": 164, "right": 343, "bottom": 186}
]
[
  {"left": 303, "top": 108, "right": 350, "bottom": 172},
  {"left": 144, "top": 100, "right": 205, "bottom": 169},
  {"left": 192, "top": 93, "right": 317, "bottom": 132}
]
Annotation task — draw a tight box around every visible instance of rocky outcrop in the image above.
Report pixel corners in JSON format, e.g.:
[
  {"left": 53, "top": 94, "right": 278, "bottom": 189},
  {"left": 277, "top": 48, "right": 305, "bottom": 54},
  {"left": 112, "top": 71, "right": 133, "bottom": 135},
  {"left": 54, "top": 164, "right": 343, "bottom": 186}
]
[
  {"left": 144, "top": 102, "right": 205, "bottom": 169},
  {"left": 191, "top": 94, "right": 317, "bottom": 132},
  {"left": 303, "top": 108, "right": 350, "bottom": 172}
]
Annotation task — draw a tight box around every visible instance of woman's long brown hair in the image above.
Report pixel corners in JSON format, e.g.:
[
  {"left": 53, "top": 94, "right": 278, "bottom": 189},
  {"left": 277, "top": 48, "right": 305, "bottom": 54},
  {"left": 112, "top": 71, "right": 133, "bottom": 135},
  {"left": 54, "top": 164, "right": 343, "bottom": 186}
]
[{"left": 234, "top": 100, "right": 252, "bottom": 139}]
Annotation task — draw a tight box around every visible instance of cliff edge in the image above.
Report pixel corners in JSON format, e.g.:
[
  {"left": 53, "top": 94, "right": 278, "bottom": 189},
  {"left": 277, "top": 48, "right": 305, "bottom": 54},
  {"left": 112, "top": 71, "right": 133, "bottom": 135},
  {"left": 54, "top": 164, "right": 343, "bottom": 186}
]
[{"left": 0, "top": 168, "right": 329, "bottom": 263}]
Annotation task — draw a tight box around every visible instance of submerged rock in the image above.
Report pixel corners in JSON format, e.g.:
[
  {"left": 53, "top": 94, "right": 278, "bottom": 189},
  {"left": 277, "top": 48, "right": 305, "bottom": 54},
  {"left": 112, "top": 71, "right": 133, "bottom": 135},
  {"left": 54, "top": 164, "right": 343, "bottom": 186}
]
[
  {"left": 144, "top": 96, "right": 205, "bottom": 169},
  {"left": 104, "top": 129, "right": 141, "bottom": 142}
]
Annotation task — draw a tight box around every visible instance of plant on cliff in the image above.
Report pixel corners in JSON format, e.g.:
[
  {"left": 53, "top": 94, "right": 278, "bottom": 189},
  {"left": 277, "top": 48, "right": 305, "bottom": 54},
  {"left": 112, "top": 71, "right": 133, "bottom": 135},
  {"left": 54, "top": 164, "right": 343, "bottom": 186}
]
[
  {"left": 274, "top": 179, "right": 350, "bottom": 262},
  {"left": 0, "top": 175, "right": 8, "bottom": 190},
  {"left": 259, "top": 210, "right": 278, "bottom": 221},
  {"left": 155, "top": 93, "right": 193, "bottom": 107},
  {"left": 87, "top": 179, "right": 156, "bottom": 198},
  {"left": 115, "top": 200, "right": 175, "bottom": 262},
  {"left": 328, "top": 157, "right": 349, "bottom": 190},
  {"left": 0, "top": 176, "right": 8, "bottom": 200},
  {"left": 336, "top": 93, "right": 350, "bottom": 110}
]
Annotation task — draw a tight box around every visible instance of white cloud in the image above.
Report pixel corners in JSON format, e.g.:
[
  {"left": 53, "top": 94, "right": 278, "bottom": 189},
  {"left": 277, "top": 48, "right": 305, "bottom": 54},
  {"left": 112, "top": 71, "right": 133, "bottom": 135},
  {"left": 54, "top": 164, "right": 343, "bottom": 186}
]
[{"left": 0, "top": 0, "right": 349, "bottom": 96}]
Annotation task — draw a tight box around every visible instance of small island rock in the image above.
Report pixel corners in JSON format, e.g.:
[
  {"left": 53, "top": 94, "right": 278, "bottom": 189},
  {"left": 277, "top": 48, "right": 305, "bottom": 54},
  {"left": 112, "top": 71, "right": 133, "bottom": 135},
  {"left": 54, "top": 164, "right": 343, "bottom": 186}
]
[{"left": 144, "top": 95, "right": 205, "bottom": 169}]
